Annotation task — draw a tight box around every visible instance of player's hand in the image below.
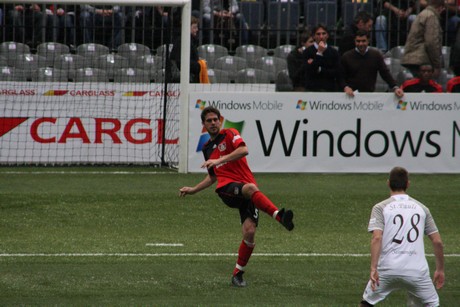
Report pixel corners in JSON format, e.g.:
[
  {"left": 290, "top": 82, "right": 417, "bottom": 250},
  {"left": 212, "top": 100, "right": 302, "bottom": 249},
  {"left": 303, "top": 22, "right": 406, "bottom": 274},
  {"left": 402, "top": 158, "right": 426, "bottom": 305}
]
[
  {"left": 394, "top": 87, "right": 404, "bottom": 98},
  {"left": 179, "top": 187, "right": 194, "bottom": 197},
  {"left": 201, "top": 159, "right": 219, "bottom": 169},
  {"left": 344, "top": 86, "right": 354, "bottom": 97},
  {"left": 370, "top": 269, "right": 379, "bottom": 291},
  {"left": 317, "top": 41, "right": 326, "bottom": 53},
  {"left": 433, "top": 270, "right": 445, "bottom": 289}
]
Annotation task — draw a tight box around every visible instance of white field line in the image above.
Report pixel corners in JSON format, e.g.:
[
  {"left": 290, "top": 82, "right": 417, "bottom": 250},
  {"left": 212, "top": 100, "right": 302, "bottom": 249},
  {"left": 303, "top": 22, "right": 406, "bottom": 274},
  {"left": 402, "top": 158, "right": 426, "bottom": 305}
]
[
  {"left": 0, "top": 171, "right": 177, "bottom": 175},
  {"left": 146, "top": 243, "right": 184, "bottom": 247},
  {"left": 0, "top": 253, "right": 459, "bottom": 258}
]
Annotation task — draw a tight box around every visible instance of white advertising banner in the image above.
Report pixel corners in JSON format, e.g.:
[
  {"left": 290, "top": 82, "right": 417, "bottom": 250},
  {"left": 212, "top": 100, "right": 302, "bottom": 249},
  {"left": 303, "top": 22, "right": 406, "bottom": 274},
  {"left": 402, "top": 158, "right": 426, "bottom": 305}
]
[
  {"left": 188, "top": 92, "right": 460, "bottom": 173},
  {"left": 0, "top": 82, "right": 180, "bottom": 164}
]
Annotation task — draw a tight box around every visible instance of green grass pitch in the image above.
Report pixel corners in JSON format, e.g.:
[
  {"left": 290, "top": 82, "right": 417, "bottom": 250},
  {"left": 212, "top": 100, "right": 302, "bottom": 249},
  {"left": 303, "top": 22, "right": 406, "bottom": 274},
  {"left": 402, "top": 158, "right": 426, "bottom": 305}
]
[{"left": 0, "top": 167, "right": 459, "bottom": 306}]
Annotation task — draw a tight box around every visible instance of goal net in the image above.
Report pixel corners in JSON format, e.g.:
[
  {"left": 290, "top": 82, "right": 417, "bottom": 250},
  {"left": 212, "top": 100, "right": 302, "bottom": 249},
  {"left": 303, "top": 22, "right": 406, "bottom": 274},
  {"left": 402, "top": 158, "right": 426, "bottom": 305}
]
[{"left": 0, "top": 0, "right": 191, "bottom": 168}]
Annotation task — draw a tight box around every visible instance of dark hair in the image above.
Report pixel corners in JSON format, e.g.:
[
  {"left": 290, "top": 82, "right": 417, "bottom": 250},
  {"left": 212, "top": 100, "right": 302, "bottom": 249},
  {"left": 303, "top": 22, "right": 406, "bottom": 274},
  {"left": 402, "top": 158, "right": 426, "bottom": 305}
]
[
  {"left": 353, "top": 11, "right": 373, "bottom": 25},
  {"left": 191, "top": 16, "right": 199, "bottom": 26},
  {"left": 312, "top": 24, "right": 329, "bottom": 35},
  {"left": 355, "top": 30, "right": 370, "bottom": 39},
  {"left": 389, "top": 167, "right": 409, "bottom": 191},
  {"left": 300, "top": 30, "right": 312, "bottom": 44},
  {"left": 201, "top": 106, "right": 221, "bottom": 123}
]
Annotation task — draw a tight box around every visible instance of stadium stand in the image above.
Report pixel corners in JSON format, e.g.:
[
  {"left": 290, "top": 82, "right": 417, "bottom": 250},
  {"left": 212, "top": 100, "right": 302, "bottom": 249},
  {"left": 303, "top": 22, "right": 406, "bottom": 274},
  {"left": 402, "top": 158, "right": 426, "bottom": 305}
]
[
  {"left": 236, "top": 68, "right": 270, "bottom": 84},
  {"left": 207, "top": 68, "right": 230, "bottom": 83},
  {"left": 235, "top": 44, "right": 267, "bottom": 68},
  {"left": 197, "top": 44, "right": 228, "bottom": 69}
]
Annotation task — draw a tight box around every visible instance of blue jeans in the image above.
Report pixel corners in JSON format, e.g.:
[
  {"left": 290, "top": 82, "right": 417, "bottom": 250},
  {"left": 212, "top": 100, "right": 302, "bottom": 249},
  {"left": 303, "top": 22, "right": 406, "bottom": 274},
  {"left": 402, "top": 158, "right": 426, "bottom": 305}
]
[{"left": 375, "top": 15, "right": 387, "bottom": 52}]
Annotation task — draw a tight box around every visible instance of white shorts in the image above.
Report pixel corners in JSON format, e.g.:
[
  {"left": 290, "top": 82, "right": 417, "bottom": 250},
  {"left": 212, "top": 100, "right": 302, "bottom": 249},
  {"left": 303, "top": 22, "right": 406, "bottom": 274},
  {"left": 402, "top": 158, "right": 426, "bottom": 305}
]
[{"left": 362, "top": 272, "right": 439, "bottom": 306}]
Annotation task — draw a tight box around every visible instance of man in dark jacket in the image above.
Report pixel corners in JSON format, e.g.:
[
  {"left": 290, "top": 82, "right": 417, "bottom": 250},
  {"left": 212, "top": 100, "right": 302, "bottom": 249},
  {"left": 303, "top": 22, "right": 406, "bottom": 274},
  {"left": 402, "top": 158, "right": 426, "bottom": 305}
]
[
  {"left": 339, "top": 11, "right": 374, "bottom": 55},
  {"left": 341, "top": 30, "right": 404, "bottom": 97},
  {"left": 303, "top": 24, "right": 343, "bottom": 92},
  {"left": 287, "top": 31, "right": 314, "bottom": 91}
]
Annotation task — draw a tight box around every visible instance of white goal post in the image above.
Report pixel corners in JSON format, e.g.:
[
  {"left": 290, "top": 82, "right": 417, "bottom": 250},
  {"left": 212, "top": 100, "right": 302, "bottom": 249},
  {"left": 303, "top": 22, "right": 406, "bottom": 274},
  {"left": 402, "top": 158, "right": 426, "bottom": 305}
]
[{"left": 1, "top": 0, "right": 191, "bottom": 171}]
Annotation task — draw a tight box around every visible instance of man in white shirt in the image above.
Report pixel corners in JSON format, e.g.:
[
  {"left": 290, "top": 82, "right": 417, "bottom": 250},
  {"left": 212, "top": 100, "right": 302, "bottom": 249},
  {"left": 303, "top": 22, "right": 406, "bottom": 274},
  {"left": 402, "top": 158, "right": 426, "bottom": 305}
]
[{"left": 360, "top": 166, "right": 445, "bottom": 307}]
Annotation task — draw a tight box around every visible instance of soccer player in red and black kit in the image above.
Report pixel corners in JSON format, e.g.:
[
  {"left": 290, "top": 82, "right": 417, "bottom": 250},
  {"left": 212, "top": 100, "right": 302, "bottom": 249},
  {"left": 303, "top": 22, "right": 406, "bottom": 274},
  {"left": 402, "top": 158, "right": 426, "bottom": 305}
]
[{"left": 179, "top": 106, "right": 294, "bottom": 287}]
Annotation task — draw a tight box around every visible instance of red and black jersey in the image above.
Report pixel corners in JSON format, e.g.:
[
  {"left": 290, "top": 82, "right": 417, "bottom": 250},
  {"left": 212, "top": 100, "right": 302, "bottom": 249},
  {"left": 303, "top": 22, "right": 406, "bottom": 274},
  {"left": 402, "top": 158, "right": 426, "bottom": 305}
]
[
  {"left": 401, "top": 78, "right": 443, "bottom": 93},
  {"left": 446, "top": 76, "right": 460, "bottom": 93},
  {"left": 202, "top": 128, "right": 256, "bottom": 190}
]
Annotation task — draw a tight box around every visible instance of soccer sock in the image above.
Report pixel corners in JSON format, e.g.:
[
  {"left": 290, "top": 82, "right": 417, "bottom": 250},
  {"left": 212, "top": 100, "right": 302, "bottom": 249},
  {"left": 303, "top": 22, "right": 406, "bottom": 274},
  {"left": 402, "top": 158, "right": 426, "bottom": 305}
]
[
  {"left": 251, "top": 191, "right": 280, "bottom": 221},
  {"left": 233, "top": 240, "right": 255, "bottom": 276}
]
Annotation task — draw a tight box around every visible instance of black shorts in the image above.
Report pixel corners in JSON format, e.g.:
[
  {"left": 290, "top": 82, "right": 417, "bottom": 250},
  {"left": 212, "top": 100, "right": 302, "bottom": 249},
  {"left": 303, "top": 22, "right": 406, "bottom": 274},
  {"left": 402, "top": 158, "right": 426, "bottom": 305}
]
[{"left": 216, "top": 182, "right": 259, "bottom": 226}]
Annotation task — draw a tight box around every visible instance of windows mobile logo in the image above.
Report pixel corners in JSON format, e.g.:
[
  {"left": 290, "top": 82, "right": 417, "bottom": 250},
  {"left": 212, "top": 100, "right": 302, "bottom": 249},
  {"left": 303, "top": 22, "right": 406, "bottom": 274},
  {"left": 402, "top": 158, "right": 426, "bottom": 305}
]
[
  {"left": 195, "top": 99, "right": 206, "bottom": 110},
  {"left": 296, "top": 100, "right": 307, "bottom": 110},
  {"left": 397, "top": 100, "right": 408, "bottom": 111},
  {"left": 195, "top": 118, "right": 245, "bottom": 152}
]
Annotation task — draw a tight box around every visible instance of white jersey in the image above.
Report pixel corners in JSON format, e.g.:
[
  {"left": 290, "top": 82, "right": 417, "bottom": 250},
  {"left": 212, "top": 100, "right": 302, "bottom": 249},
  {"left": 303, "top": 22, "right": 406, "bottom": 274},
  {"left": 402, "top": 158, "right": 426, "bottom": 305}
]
[{"left": 368, "top": 194, "right": 438, "bottom": 275}]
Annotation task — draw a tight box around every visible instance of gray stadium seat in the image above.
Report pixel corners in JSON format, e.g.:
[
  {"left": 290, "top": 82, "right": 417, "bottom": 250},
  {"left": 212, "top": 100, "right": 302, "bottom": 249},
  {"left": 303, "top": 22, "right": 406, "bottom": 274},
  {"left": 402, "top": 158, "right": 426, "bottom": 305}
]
[
  {"left": 214, "top": 55, "right": 247, "bottom": 82},
  {"left": 12, "top": 54, "right": 47, "bottom": 80},
  {"left": 136, "top": 55, "right": 165, "bottom": 81},
  {"left": 0, "top": 55, "right": 7, "bottom": 67},
  {"left": 156, "top": 44, "right": 174, "bottom": 58},
  {"left": 31, "top": 67, "right": 69, "bottom": 82},
  {"left": 0, "top": 41, "right": 31, "bottom": 66},
  {"left": 390, "top": 46, "right": 405, "bottom": 59},
  {"left": 207, "top": 68, "right": 230, "bottom": 83},
  {"left": 235, "top": 44, "right": 267, "bottom": 68},
  {"left": 76, "top": 43, "right": 110, "bottom": 67},
  {"left": 197, "top": 44, "right": 228, "bottom": 69},
  {"left": 53, "top": 54, "right": 87, "bottom": 81},
  {"left": 275, "top": 69, "right": 294, "bottom": 91},
  {"left": 273, "top": 44, "right": 296, "bottom": 60},
  {"left": 396, "top": 69, "right": 414, "bottom": 86},
  {"left": 117, "top": 43, "right": 151, "bottom": 66},
  {"left": 94, "top": 54, "right": 130, "bottom": 80},
  {"left": 0, "top": 66, "right": 27, "bottom": 81},
  {"left": 74, "top": 67, "right": 109, "bottom": 82},
  {"left": 37, "top": 42, "right": 70, "bottom": 67},
  {"left": 236, "top": 68, "right": 270, "bottom": 84},
  {"left": 255, "top": 56, "right": 287, "bottom": 83},
  {"left": 113, "top": 68, "right": 151, "bottom": 83}
]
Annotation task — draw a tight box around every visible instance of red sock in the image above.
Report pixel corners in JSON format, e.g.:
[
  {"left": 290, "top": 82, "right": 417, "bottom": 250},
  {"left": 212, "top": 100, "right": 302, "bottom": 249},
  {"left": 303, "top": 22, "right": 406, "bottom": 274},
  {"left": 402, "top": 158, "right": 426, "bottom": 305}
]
[
  {"left": 251, "top": 191, "right": 280, "bottom": 220},
  {"left": 233, "top": 240, "right": 255, "bottom": 276}
]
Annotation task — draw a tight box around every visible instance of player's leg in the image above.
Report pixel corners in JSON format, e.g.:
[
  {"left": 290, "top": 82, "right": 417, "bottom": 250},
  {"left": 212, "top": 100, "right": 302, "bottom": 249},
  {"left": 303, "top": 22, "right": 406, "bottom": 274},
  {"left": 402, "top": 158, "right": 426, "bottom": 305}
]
[
  {"left": 406, "top": 274, "right": 440, "bottom": 307},
  {"left": 242, "top": 183, "right": 294, "bottom": 231},
  {"left": 232, "top": 217, "right": 256, "bottom": 287},
  {"left": 361, "top": 274, "right": 395, "bottom": 306}
]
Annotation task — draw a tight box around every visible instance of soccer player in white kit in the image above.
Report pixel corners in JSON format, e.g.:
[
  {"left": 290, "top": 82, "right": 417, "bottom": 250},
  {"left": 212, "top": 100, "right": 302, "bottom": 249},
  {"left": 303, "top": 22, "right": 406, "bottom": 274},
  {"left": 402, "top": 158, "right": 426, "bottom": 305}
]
[{"left": 360, "top": 167, "right": 445, "bottom": 307}]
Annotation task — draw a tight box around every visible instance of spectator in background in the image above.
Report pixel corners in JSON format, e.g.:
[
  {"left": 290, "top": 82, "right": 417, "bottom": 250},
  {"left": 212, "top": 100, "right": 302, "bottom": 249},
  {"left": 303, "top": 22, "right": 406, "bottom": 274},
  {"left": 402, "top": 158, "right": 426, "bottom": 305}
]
[
  {"left": 401, "top": 0, "right": 445, "bottom": 78},
  {"left": 375, "top": 0, "right": 416, "bottom": 52},
  {"left": 401, "top": 63, "right": 443, "bottom": 92},
  {"left": 341, "top": 30, "right": 404, "bottom": 97},
  {"left": 7, "top": 3, "right": 46, "bottom": 47},
  {"left": 46, "top": 5, "right": 76, "bottom": 47},
  {"left": 447, "top": 25, "right": 460, "bottom": 92},
  {"left": 170, "top": 16, "right": 202, "bottom": 83},
  {"left": 202, "top": 0, "right": 249, "bottom": 46},
  {"left": 446, "top": 74, "right": 460, "bottom": 92},
  {"left": 80, "top": 5, "right": 124, "bottom": 49},
  {"left": 339, "top": 11, "right": 374, "bottom": 55},
  {"left": 125, "top": 6, "right": 154, "bottom": 46},
  {"left": 287, "top": 31, "right": 314, "bottom": 91},
  {"left": 446, "top": 0, "right": 460, "bottom": 45},
  {"left": 303, "top": 24, "right": 343, "bottom": 92}
]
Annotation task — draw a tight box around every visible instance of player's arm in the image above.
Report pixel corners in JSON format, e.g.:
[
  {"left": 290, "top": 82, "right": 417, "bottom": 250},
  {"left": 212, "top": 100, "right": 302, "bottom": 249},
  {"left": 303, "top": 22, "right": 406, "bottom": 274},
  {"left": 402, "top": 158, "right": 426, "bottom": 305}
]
[
  {"left": 370, "top": 229, "right": 383, "bottom": 291},
  {"left": 179, "top": 174, "right": 216, "bottom": 197},
  {"left": 428, "top": 231, "right": 445, "bottom": 289},
  {"left": 201, "top": 144, "right": 248, "bottom": 169}
]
